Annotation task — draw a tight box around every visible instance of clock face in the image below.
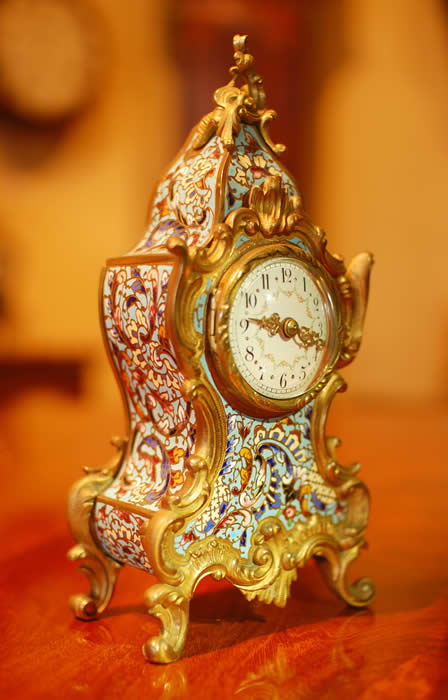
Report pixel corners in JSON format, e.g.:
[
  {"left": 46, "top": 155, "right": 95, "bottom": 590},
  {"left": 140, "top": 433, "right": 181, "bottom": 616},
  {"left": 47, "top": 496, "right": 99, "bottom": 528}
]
[{"left": 228, "top": 256, "right": 331, "bottom": 400}]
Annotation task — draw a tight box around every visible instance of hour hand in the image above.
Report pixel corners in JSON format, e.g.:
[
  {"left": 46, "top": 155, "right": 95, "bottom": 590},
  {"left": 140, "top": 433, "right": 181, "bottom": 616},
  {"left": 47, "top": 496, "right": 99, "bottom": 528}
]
[{"left": 248, "top": 313, "right": 281, "bottom": 336}]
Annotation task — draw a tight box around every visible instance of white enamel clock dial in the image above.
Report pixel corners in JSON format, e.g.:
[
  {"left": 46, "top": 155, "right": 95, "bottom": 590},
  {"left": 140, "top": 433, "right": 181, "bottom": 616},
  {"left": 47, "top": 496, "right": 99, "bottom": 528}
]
[{"left": 228, "top": 256, "right": 330, "bottom": 400}]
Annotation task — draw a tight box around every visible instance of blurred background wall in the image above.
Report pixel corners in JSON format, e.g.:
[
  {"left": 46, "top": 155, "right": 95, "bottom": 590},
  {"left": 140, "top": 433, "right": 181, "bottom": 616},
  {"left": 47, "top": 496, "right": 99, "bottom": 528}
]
[{"left": 0, "top": 0, "right": 447, "bottom": 514}]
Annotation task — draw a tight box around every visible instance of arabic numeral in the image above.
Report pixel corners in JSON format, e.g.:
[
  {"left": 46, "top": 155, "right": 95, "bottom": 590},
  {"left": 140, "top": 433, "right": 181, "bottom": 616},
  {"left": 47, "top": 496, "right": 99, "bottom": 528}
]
[
  {"left": 261, "top": 273, "right": 270, "bottom": 290},
  {"left": 245, "top": 346, "right": 255, "bottom": 362},
  {"left": 313, "top": 297, "right": 319, "bottom": 307},
  {"left": 280, "top": 373, "right": 287, "bottom": 389},
  {"left": 240, "top": 318, "right": 249, "bottom": 333},
  {"left": 303, "top": 277, "right": 307, "bottom": 292},
  {"left": 245, "top": 293, "right": 257, "bottom": 309},
  {"left": 282, "top": 268, "right": 292, "bottom": 283}
]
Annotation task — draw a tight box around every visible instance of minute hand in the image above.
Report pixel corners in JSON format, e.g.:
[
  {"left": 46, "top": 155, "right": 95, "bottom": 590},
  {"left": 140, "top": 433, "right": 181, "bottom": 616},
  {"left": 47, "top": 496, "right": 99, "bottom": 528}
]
[{"left": 249, "top": 314, "right": 325, "bottom": 350}]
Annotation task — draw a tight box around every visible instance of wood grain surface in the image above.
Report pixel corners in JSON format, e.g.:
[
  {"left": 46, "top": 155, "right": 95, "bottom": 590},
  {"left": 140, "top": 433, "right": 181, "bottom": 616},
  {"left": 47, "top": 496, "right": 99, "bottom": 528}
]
[{"left": 0, "top": 394, "right": 447, "bottom": 698}]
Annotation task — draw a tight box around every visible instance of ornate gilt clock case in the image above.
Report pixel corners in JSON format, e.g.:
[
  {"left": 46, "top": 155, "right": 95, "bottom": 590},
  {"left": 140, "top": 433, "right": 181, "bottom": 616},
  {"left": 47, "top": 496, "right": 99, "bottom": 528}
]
[{"left": 68, "top": 35, "right": 375, "bottom": 664}]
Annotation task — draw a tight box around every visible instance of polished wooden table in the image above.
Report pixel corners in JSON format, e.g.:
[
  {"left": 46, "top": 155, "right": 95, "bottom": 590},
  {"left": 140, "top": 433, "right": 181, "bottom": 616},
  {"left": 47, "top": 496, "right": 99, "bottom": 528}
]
[{"left": 1, "top": 393, "right": 447, "bottom": 698}]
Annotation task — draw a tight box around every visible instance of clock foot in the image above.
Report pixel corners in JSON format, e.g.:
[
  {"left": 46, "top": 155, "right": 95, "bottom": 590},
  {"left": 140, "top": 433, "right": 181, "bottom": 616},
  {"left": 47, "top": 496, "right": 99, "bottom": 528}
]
[
  {"left": 142, "top": 583, "right": 190, "bottom": 664},
  {"left": 67, "top": 440, "right": 126, "bottom": 619},
  {"left": 67, "top": 549, "right": 121, "bottom": 620},
  {"left": 316, "top": 545, "right": 376, "bottom": 608}
]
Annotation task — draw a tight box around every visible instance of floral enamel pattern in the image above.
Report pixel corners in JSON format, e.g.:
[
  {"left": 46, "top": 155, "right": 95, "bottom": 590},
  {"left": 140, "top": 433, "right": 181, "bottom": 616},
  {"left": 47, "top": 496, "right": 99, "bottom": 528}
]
[
  {"left": 176, "top": 401, "right": 346, "bottom": 557},
  {"left": 225, "top": 126, "right": 299, "bottom": 216},
  {"left": 100, "top": 264, "right": 196, "bottom": 512},
  {"left": 94, "top": 503, "right": 151, "bottom": 572},
  {"left": 130, "top": 125, "right": 300, "bottom": 253},
  {"left": 132, "top": 135, "right": 224, "bottom": 252}
]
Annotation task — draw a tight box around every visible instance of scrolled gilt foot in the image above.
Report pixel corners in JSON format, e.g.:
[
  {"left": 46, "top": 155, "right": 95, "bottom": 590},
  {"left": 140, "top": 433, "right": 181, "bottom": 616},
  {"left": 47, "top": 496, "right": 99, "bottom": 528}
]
[
  {"left": 67, "top": 445, "right": 125, "bottom": 619},
  {"left": 342, "top": 575, "right": 376, "bottom": 607},
  {"left": 67, "top": 541, "right": 121, "bottom": 619},
  {"left": 316, "top": 544, "right": 376, "bottom": 608},
  {"left": 143, "top": 583, "right": 190, "bottom": 664}
]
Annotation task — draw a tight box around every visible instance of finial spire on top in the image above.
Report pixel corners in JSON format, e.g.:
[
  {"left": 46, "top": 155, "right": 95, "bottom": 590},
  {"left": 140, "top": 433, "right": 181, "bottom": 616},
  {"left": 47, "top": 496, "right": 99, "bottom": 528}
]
[
  {"left": 191, "top": 34, "right": 285, "bottom": 155},
  {"left": 229, "top": 34, "right": 266, "bottom": 112}
]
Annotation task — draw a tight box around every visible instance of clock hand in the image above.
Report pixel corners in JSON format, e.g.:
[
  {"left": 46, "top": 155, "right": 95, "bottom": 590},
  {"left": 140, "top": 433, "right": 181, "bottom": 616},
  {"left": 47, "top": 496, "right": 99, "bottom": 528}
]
[
  {"left": 291, "top": 323, "right": 325, "bottom": 351},
  {"left": 282, "top": 317, "right": 325, "bottom": 350},
  {"left": 248, "top": 313, "right": 281, "bottom": 336},
  {"left": 249, "top": 313, "right": 324, "bottom": 350}
]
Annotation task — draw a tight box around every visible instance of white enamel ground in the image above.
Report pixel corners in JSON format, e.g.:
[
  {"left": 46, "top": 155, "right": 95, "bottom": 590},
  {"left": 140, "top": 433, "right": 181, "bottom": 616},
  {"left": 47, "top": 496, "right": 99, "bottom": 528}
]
[{"left": 229, "top": 257, "right": 329, "bottom": 400}]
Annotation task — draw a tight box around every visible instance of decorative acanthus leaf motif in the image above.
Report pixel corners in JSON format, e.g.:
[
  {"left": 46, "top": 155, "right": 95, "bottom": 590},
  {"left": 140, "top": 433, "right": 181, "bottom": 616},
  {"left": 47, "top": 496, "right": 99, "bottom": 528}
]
[
  {"left": 191, "top": 35, "right": 285, "bottom": 154},
  {"left": 248, "top": 175, "right": 296, "bottom": 235},
  {"left": 338, "top": 252, "right": 374, "bottom": 367},
  {"left": 230, "top": 34, "right": 263, "bottom": 108},
  {"left": 242, "top": 567, "right": 297, "bottom": 607}
]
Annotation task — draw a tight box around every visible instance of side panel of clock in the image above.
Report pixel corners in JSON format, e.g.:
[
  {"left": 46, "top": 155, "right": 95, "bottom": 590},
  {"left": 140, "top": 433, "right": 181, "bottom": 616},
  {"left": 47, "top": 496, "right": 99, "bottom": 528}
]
[{"left": 93, "top": 261, "right": 197, "bottom": 573}]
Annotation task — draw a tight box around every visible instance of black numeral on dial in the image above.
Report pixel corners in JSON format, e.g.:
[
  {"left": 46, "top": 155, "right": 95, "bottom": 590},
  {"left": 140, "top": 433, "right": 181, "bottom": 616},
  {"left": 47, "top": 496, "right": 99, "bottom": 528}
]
[
  {"left": 245, "top": 346, "right": 255, "bottom": 362},
  {"left": 281, "top": 268, "right": 291, "bottom": 283},
  {"left": 245, "top": 293, "right": 257, "bottom": 309}
]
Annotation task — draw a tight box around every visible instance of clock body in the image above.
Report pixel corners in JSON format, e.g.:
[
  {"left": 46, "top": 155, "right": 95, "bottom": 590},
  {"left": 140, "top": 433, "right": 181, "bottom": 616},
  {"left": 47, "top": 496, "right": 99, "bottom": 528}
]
[
  {"left": 68, "top": 36, "right": 374, "bottom": 664},
  {"left": 91, "top": 123, "right": 368, "bottom": 576}
]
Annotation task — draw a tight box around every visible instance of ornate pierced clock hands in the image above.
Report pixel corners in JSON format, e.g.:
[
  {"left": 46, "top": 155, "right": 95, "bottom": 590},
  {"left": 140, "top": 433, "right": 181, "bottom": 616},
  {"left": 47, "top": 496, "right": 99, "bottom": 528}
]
[
  {"left": 249, "top": 313, "right": 325, "bottom": 350},
  {"left": 249, "top": 312, "right": 282, "bottom": 337}
]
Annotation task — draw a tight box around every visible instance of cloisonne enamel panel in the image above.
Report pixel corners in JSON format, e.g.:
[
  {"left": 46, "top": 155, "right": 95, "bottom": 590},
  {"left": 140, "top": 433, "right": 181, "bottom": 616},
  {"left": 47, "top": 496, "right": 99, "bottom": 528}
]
[
  {"left": 94, "top": 263, "right": 195, "bottom": 571},
  {"left": 94, "top": 123, "right": 347, "bottom": 573}
]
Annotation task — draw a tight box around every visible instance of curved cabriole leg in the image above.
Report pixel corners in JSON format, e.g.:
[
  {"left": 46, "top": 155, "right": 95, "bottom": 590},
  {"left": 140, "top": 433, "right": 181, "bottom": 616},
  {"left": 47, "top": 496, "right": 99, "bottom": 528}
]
[
  {"left": 316, "top": 544, "right": 376, "bottom": 608},
  {"left": 67, "top": 466, "right": 123, "bottom": 619},
  {"left": 142, "top": 583, "right": 190, "bottom": 664}
]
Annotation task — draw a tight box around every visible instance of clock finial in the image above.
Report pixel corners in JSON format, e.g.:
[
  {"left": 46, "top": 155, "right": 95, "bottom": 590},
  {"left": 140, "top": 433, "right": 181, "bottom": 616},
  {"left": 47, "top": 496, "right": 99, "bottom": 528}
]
[
  {"left": 191, "top": 34, "right": 286, "bottom": 154},
  {"left": 228, "top": 34, "right": 265, "bottom": 112}
]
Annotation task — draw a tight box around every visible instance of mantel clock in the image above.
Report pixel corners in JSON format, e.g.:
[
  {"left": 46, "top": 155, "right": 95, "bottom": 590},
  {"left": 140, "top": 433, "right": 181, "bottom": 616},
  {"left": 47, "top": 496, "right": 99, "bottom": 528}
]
[{"left": 68, "top": 35, "right": 375, "bottom": 664}]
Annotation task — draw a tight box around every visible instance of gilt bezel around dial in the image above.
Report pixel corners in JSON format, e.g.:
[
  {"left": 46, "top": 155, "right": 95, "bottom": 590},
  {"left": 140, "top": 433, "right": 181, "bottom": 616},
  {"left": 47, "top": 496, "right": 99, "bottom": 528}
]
[{"left": 206, "top": 243, "right": 342, "bottom": 418}]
